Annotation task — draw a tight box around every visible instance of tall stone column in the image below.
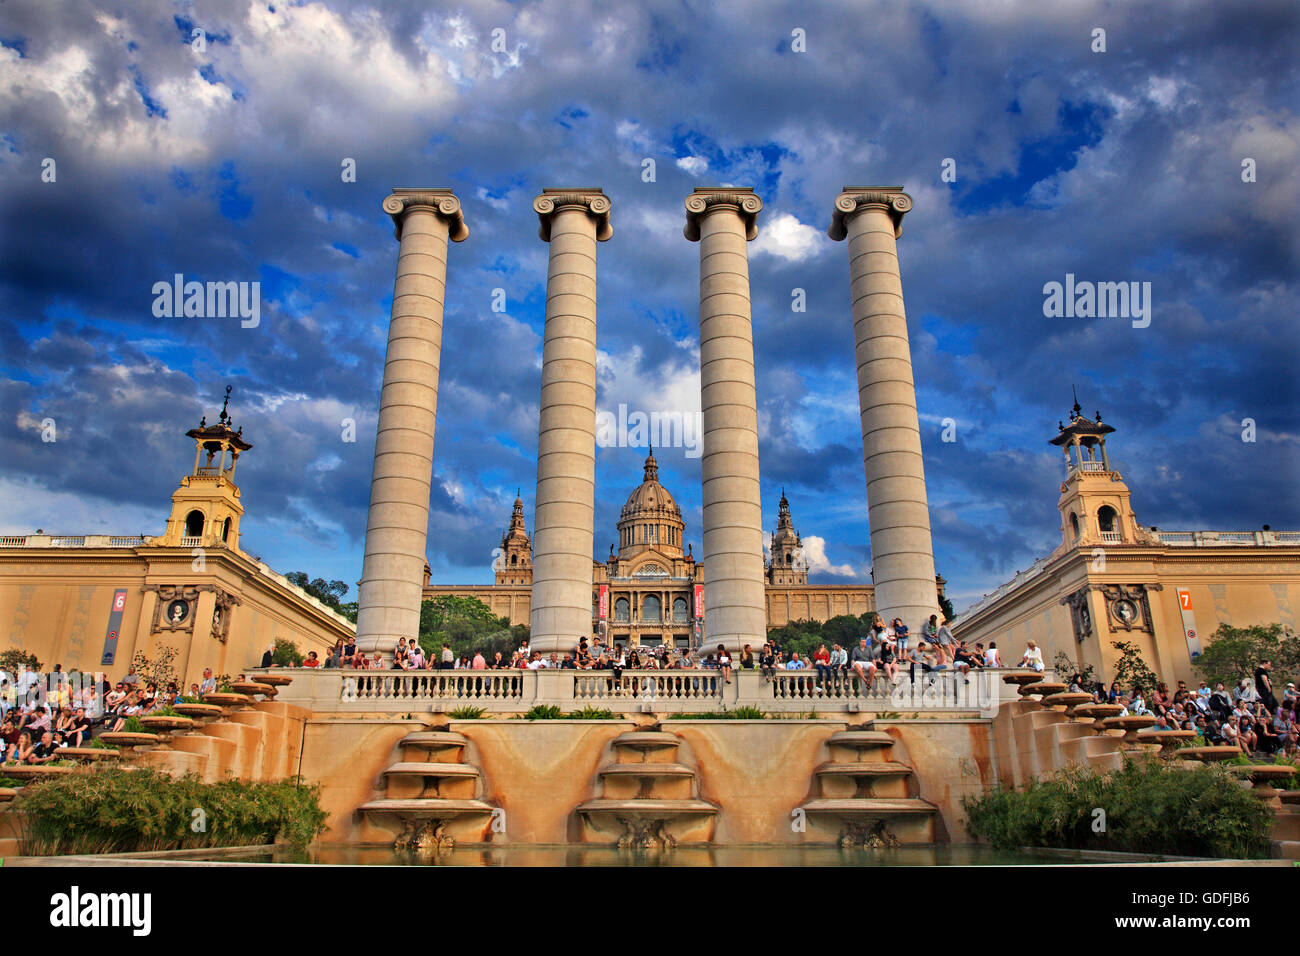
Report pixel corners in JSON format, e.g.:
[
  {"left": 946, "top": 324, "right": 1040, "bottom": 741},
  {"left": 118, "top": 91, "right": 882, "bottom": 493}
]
[
  {"left": 529, "top": 189, "right": 612, "bottom": 655},
  {"left": 828, "top": 187, "right": 939, "bottom": 632},
  {"left": 356, "top": 188, "right": 468, "bottom": 660},
  {"left": 684, "top": 188, "right": 767, "bottom": 653}
]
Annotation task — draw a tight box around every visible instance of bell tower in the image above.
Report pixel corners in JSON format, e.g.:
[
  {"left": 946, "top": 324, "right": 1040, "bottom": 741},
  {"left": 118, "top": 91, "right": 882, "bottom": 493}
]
[
  {"left": 496, "top": 491, "right": 533, "bottom": 586},
  {"left": 1049, "top": 392, "right": 1149, "bottom": 551},
  {"left": 767, "top": 489, "right": 808, "bottom": 585},
  {"left": 158, "top": 386, "right": 253, "bottom": 552}
]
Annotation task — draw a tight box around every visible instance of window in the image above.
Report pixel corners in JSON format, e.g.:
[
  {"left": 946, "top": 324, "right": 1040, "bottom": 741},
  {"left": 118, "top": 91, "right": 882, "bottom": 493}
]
[
  {"left": 185, "top": 510, "right": 205, "bottom": 538},
  {"left": 221, "top": 517, "right": 231, "bottom": 542},
  {"left": 673, "top": 597, "right": 688, "bottom": 622},
  {"left": 643, "top": 595, "right": 661, "bottom": 622},
  {"left": 614, "top": 598, "right": 629, "bottom": 622},
  {"left": 1098, "top": 506, "right": 1118, "bottom": 533},
  {"left": 1069, "top": 512, "right": 1080, "bottom": 540}
]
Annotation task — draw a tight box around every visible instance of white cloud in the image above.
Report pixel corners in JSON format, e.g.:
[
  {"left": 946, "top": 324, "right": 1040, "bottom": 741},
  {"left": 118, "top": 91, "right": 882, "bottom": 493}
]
[
  {"left": 752, "top": 212, "right": 822, "bottom": 263},
  {"left": 801, "top": 535, "right": 856, "bottom": 577},
  {"left": 675, "top": 155, "right": 708, "bottom": 176}
]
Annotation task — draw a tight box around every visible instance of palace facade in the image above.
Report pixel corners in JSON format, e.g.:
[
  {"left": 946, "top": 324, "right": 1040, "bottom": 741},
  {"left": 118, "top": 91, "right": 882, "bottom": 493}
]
[
  {"left": 0, "top": 392, "right": 354, "bottom": 685},
  {"left": 952, "top": 399, "right": 1300, "bottom": 687},
  {"left": 424, "top": 450, "right": 944, "bottom": 647}
]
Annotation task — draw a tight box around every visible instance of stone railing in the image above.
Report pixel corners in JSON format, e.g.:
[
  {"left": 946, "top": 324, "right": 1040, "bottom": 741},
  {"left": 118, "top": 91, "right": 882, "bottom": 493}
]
[
  {"left": 256, "top": 666, "right": 1022, "bottom": 717},
  {"left": 0, "top": 534, "right": 149, "bottom": 548},
  {"left": 1150, "top": 529, "right": 1299, "bottom": 546}
]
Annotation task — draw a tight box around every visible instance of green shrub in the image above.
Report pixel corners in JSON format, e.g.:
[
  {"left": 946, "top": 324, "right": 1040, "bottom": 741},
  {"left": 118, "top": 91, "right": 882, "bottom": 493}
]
[
  {"left": 272, "top": 638, "right": 304, "bottom": 668},
  {"left": 963, "top": 758, "right": 1273, "bottom": 859},
  {"left": 0, "top": 776, "right": 25, "bottom": 788},
  {"left": 447, "top": 705, "right": 485, "bottom": 720},
  {"left": 120, "top": 716, "right": 147, "bottom": 735},
  {"left": 567, "top": 706, "right": 615, "bottom": 720},
  {"left": 667, "top": 706, "right": 766, "bottom": 720},
  {"left": 15, "top": 767, "right": 327, "bottom": 855},
  {"left": 88, "top": 738, "right": 121, "bottom": 751},
  {"left": 523, "top": 704, "right": 565, "bottom": 721}
]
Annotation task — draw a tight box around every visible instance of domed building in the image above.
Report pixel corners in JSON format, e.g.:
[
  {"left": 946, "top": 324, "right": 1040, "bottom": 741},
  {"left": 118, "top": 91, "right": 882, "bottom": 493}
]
[{"left": 424, "top": 449, "right": 896, "bottom": 649}]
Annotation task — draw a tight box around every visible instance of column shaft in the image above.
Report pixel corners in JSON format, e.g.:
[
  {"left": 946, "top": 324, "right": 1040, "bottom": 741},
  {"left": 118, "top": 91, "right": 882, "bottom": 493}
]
[
  {"left": 356, "top": 190, "right": 467, "bottom": 658},
  {"left": 687, "top": 191, "right": 766, "bottom": 653},
  {"left": 836, "top": 191, "right": 939, "bottom": 632},
  {"left": 530, "top": 191, "right": 611, "bottom": 655}
]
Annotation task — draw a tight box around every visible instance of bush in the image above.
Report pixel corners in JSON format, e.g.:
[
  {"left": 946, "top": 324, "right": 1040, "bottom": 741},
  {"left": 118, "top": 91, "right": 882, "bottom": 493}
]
[
  {"left": 1194, "top": 623, "right": 1299, "bottom": 690},
  {"left": 272, "top": 638, "right": 304, "bottom": 668},
  {"left": 667, "top": 706, "right": 766, "bottom": 720},
  {"left": 0, "top": 775, "right": 24, "bottom": 788},
  {"left": 963, "top": 759, "right": 1273, "bottom": 859},
  {"left": 447, "top": 705, "right": 485, "bottom": 720},
  {"left": 0, "top": 648, "right": 40, "bottom": 674},
  {"left": 523, "top": 705, "right": 565, "bottom": 721},
  {"left": 15, "top": 767, "right": 327, "bottom": 855},
  {"left": 567, "top": 706, "right": 615, "bottom": 720}
]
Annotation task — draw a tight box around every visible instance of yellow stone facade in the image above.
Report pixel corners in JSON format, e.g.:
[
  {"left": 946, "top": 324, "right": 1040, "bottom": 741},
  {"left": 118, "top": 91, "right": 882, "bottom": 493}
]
[
  {"left": 953, "top": 401, "right": 1300, "bottom": 687},
  {"left": 0, "top": 392, "right": 353, "bottom": 687}
]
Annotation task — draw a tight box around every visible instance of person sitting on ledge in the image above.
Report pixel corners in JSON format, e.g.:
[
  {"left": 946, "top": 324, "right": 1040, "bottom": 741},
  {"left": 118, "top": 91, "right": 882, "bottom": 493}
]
[
  {"left": 758, "top": 643, "right": 776, "bottom": 681},
  {"left": 784, "top": 651, "right": 806, "bottom": 671},
  {"left": 849, "top": 638, "right": 877, "bottom": 690},
  {"left": 877, "top": 633, "right": 898, "bottom": 683},
  {"left": 1019, "top": 640, "right": 1044, "bottom": 672},
  {"left": 27, "top": 730, "right": 60, "bottom": 765},
  {"left": 717, "top": 644, "right": 733, "bottom": 684}
]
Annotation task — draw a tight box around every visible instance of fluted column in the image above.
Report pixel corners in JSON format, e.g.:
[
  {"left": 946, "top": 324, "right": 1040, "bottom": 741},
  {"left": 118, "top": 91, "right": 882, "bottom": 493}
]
[
  {"left": 356, "top": 188, "right": 469, "bottom": 659},
  {"left": 828, "top": 186, "right": 939, "bottom": 632},
  {"left": 684, "top": 187, "right": 766, "bottom": 653},
  {"left": 529, "top": 189, "right": 612, "bottom": 655}
]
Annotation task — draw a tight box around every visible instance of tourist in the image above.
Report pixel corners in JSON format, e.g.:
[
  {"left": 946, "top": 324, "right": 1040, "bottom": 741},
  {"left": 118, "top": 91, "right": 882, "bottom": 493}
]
[
  {"left": 758, "top": 643, "right": 776, "bottom": 681},
  {"left": 121, "top": 665, "right": 140, "bottom": 689},
  {"left": 829, "top": 643, "right": 848, "bottom": 681},
  {"left": 27, "top": 730, "right": 60, "bottom": 765},
  {"left": 925, "top": 614, "right": 940, "bottom": 648},
  {"left": 877, "top": 631, "right": 898, "bottom": 682},
  {"left": 812, "top": 643, "right": 832, "bottom": 688},
  {"left": 892, "top": 618, "right": 910, "bottom": 658},
  {"left": 611, "top": 646, "right": 626, "bottom": 684},
  {"left": 740, "top": 644, "right": 754, "bottom": 670},
  {"left": 952, "top": 641, "right": 982, "bottom": 676},
  {"left": 302, "top": 651, "right": 320, "bottom": 668},
  {"left": 1255, "top": 660, "right": 1279, "bottom": 713},
  {"left": 9, "top": 730, "right": 35, "bottom": 764},
  {"left": 1019, "top": 640, "right": 1044, "bottom": 672},
  {"left": 782, "top": 652, "right": 803, "bottom": 671},
  {"left": 849, "top": 638, "right": 877, "bottom": 690},
  {"left": 1234, "top": 677, "right": 1259, "bottom": 706},
  {"left": 199, "top": 669, "right": 217, "bottom": 695},
  {"left": 934, "top": 618, "right": 957, "bottom": 664}
]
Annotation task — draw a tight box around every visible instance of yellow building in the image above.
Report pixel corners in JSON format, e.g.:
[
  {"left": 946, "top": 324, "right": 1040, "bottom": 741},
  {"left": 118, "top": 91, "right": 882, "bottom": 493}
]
[
  {"left": 953, "top": 398, "right": 1300, "bottom": 687},
  {"left": 425, "top": 450, "right": 943, "bottom": 647},
  {"left": 0, "top": 389, "right": 354, "bottom": 687}
]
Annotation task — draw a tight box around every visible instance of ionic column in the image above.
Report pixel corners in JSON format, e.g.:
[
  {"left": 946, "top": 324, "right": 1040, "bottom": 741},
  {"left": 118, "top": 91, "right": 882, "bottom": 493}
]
[
  {"left": 529, "top": 189, "right": 613, "bottom": 655},
  {"left": 355, "top": 188, "right": 468, "bottom": 660},
  {"left": 828, "top": 186, "right": 939, "bottom": 632},
  {"left": 684, "top": 188, "right": 766, "bottom": 654}
]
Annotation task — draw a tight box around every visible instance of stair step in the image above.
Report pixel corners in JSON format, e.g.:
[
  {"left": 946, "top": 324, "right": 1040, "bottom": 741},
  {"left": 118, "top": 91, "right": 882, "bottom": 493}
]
[
  {"left": 399, "top": 732, "right": 468, "bottom": 749},
  {"left": 576, "top": 798, "right": 716, "bottom": 816},
  {"left": 800, "top": 798, "right": 935, "bottom": 816},
  {"left": 599, "top": 763, "right": 695, "bottom": 778},
  {"left": 1273, "top": 840, "right": 1300, "bottom": 860},
  {"left": 383, "top": 762, "right": 479, "bottom": 778},
  {"left": 359, "top": 798, "right": 493, "bottom": 818},
  {"left": 815, "top": 761, "right": 912, "bottom": 777},
  {"left": 827, "top": 731, "right": 893, "bottom": 750}
]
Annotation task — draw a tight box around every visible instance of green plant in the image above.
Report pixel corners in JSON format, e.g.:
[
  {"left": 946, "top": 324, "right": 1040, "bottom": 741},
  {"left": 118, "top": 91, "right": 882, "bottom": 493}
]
[
  {"left": 447, "top": 705, "right": 485, "bottom": 720},
  {"left": 15, "top": 767, "right": 327, "bottom": 855},
  {"left": 131, "top": 646, "right": 180, "bottom": 694},
  {"left": 1053, "top": 651, "right": 1098, "bottom": 689},
  {"left": 523, "top": 704, "right": 565, "bottom": 720},
  {"left": 0, "top": 648, "right": 41, "bottom": 674},
  {"left": 963, "top": 758, "right": 1273, "bottom": 859},
  {"left": 1111, "top": 640, "right": 1159, "bottom": 696},
  {"left": 120, "top": 716, "right": 147, "bottom": 735},
  {"left": 567, "top": 706, "right": 615, "bottom": 720},
  {"left": 0, "top": 775, "right": 25, "bottom": 788},
  {"left": 272, "top": 638, "right": 304, "bottom": 668},
  {"left": 88, "top": 738, "right": 121, "bottom": 751},
  {"left": 1194, "top": 623, "right": 1298, "bottom": 690},
  {"left": 667, "top": 706, "right": 766, "bottom": 720}
]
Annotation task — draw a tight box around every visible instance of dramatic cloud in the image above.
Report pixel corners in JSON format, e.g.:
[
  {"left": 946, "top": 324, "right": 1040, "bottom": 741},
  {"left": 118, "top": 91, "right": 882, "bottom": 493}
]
[{"left": 0, "top": 0, "right": 1295, "bottom": 611}]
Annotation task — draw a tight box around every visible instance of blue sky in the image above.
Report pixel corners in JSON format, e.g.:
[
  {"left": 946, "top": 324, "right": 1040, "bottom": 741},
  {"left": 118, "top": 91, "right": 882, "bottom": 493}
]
[{"left": 0, "top": 0, "right": 1296, "bottom": 611}]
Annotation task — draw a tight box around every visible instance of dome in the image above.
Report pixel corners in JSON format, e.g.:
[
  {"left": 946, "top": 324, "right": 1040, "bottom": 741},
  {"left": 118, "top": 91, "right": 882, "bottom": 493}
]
[{"left": 620, "top": 450, "right": 681, "bottom": 519}]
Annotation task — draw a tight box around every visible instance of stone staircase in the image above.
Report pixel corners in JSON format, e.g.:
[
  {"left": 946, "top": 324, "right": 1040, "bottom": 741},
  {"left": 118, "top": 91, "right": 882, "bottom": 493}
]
[
  {"left": 358, "top": 722, "right": 498, "bottom": 849},
  {"left": 797, "top": 723, "right": 937, "bottom": 847},
  {"left": 0, "top": 672, "right": 305, "bottom": 857},
  {"left": 575, "top": 724, "right": 717, "bottom": 848}
]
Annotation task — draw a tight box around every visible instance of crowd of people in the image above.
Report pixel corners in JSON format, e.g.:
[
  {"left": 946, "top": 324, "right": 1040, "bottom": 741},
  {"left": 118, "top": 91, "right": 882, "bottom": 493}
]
[
  {"left": 1063, "top": 658, "right": 1299, "bottom": 758},
  {"left": 0, "top": 662, "right": 248, "bottom": 766}
]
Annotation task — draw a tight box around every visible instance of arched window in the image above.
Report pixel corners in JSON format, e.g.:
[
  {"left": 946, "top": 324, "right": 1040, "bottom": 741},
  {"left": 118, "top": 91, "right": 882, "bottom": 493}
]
[
  {"left": 614, "top": 598, "right": 629, "bottom": 622},
  {"left": 1098, "top": 506, "right": 1118, "bottom": 533},
  {"left": 1069, "top": 512, "right": 1080, "bottom": 540},
  {"left": 185, "top": 510, "right": 205, "bottom": 538},
  {"left": 221, "top": 517, "right": 232, "bottom": 542},
  {"left": 511, "top": 553, "right": 518, "bottom": 566},
  {"left": 643, "top": 595, "right": 661, "bottom": 622},
  {"left": 672, "top": 597, "right": 688, "bottom": 622}
]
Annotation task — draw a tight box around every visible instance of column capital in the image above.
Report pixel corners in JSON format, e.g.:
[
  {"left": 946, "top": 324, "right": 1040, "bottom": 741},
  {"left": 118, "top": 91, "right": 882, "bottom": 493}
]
[
  {"left": 383, "top": 187, "right": 469, "bottom": 242},
  {"left": 827, "top": 186, "right": 912, "bottom": 240},
  {"left": 533, "top": 188, "right": 613, "bottom": 241},
  {"left": 684, "top": 187, "right": 762, "bottom": 241}
]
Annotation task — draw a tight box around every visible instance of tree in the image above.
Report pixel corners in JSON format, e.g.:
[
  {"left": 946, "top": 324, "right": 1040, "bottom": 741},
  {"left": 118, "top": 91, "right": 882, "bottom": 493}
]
[
  {"left": 1053, "top": 650, "right": 1098, "bottom": 690},
  {"left": 0, "top": 648, "right": 41, "bottom": 675},
  {"left": 1193, "top": 623, "right": 1299, "bottom": 690},
  {"left": 418, "top": 595, "right": 516, "bottom": 660},
  {"left": 132, "top": 645, "right": 180, "bottom": 691},
  {"left": 1110, "top": 640, "right": 1159, "bottom": 696},
  {"left": 285, "top": 571, "right": 350, "bottom": 612},
  {"left": 939, "top": 593, "right": 956, "bottom": 623},
  {"left": 272, "top": 638, "right": 304, "bottom": 667}
]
